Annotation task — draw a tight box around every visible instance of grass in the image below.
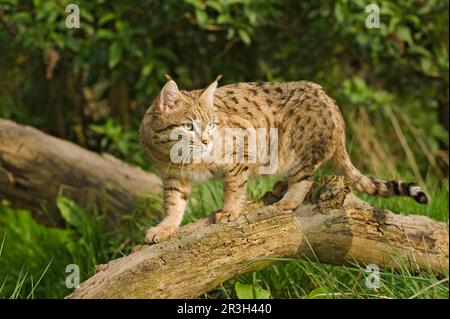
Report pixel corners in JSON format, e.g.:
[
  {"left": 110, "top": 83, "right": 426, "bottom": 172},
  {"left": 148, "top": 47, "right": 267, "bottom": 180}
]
[
  {"left": 0, "top": 199, "right": 112, "bottom": 298},
  {"left": 0, "top": 171, "right": 448, "bottom": 299}
]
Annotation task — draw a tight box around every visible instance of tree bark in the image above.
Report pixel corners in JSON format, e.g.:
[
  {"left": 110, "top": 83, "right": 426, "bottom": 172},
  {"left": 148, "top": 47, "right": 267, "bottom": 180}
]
[
  {"left": 0, "top": 118, "right": 162, "bottom": 226},
  {"left": 67, "top": 177, "right": 448, "bottom": 299}
]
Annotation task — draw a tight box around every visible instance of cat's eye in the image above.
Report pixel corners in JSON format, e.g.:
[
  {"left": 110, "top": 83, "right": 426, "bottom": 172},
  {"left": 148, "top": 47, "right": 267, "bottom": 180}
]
[
  {"left": 183, "top": 123, "right": 194, "bottom": 131},
  {"left": 207, "top": 122, "right": 216, "bottom": 130}
]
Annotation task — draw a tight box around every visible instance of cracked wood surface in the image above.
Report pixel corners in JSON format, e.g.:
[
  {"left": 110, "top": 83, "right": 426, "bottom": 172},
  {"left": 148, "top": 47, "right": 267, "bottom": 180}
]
[
  {"left": 67, "top": 177, "right": 448, "bottom": 299},
  {"left": 0, "top": 119, "right": 162, "bottom": 226}
]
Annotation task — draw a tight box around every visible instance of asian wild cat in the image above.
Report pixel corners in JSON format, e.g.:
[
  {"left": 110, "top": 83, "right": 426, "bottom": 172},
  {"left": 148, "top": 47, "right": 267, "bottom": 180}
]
[{"left": 139, "top": 76, "right": 428, "bottom": 244}]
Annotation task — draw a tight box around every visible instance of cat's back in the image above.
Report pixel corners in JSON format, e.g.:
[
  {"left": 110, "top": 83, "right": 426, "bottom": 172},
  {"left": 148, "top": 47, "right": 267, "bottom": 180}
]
[
  {"left": 214, "top": 80, "right": 332, "bottom": 121},
  {"left": 216, "top": 80, "right": 323, "bottom": 98},
  {"left": 215, "top": 80, "right": 327, "bottom": 110}
]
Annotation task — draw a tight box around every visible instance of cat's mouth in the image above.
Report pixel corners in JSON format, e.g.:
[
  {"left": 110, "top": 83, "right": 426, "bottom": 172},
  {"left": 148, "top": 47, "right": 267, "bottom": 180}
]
[{"left": 189, "top": 143, "right": 213, "bottom": 155}]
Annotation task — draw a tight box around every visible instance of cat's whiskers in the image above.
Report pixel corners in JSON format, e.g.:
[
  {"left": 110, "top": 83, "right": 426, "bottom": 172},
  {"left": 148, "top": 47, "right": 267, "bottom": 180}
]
[
  {"left": 162, "top": 142, "right": 175, "bottom": 178},
  {"left": 179, "top": 145, "right": 192, "bottom": 183}
]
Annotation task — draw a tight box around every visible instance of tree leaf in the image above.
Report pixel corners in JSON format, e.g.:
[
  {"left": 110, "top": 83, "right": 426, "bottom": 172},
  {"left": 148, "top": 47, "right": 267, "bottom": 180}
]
[
  {"left": 334, "top": 2, "right": 345, "bottom": 23},
  {"left": 56, "top": 196, "right": 84, "bottom": 230},
  {"left": 235, "top": 282, "right": 253, "bottom": 299},
  {"left": 109, "top": 41, "right": 123, "bottom": 69},
  {"left": 195, "top": 9, "right": 208, "bottom": 26},
  {"left": 238, "top": 29, "right": 251, "bottom": 45},
  {"left": 99, "top": 13, "right": 115, "bottom": 26},
  {"left": 253, "top": 285, "right": 271, "bottom": 299},
  {"left": 97, "top": 29, "right": 115, "bottom": 40},
  {"left": 235, "top": 282, "right": 270, "bottom": 299}
]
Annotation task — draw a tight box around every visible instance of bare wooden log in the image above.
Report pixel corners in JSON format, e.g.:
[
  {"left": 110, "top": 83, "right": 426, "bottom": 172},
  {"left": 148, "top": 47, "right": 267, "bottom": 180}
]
[
  {"left": 0, "top": 118, "right": 162, "bottom": 225},
  {"left": 67, "top": 177, "right": 448, "bottom": 299}
]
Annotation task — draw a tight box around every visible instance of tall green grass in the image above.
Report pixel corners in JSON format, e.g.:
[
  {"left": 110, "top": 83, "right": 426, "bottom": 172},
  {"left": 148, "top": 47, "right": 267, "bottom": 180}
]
[{"left": 0, "top": 198, "right": 113, "bottom": 298}]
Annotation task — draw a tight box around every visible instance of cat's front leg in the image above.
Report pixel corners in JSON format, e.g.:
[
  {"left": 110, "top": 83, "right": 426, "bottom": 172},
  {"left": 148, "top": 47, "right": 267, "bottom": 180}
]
[
  {"left": 215, "top": 168, "right": 249, "bottom": 223},
  {"left": 145, "top": 178, "right": 191, "bottom": 244}
]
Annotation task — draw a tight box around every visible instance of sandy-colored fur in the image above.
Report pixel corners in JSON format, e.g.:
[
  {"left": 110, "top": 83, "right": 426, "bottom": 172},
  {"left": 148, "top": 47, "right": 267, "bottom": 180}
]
[{"left": 140, "top": 78, "right": 428, "bottom": 243}]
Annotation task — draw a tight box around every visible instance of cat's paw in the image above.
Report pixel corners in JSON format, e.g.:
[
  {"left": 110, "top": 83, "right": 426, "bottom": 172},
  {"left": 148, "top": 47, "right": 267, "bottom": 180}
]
[
  {"left": 214, "top": 209, "right": 240, "bottom": 224},
  {"left": 145, "top": 224, "right": 177, "bottom": 244}
]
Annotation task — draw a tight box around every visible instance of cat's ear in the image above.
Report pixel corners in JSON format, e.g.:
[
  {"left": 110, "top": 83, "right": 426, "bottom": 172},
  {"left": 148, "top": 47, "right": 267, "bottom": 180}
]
[
  {"left": 200, "top": 75, "right": 222, "bottom": 108},
  {"left": 159, "top": 78, "right": 181, "bottom": 113}
]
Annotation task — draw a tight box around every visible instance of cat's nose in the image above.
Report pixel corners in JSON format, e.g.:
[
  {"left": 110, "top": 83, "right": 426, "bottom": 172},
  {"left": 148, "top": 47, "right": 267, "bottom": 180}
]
[{"left": 201, "top": 138, "right": 209, "bottom": 145}]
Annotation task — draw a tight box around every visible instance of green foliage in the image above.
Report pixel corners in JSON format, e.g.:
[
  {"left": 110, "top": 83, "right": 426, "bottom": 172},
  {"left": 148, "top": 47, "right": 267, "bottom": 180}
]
[
  {"left": 89, "top": 118, "right": 148, "bottom": 167},
  {"left": 0, "top": 0, "right": 448, "bottom": 299},
  {"left": 234, "top": 281, "right": 271, "bottom": 299},
  {"left": 0, "top": 1, "right": 447, "bottom": 169},
  {"left": 0, "top": 198, "right": 112, "bottom": 298}
]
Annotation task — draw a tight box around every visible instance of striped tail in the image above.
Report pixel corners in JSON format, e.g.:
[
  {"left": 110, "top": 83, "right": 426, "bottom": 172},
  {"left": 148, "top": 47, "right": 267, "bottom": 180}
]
[{"left": 333, "top": 135, "right": 429, "bottom": 204}]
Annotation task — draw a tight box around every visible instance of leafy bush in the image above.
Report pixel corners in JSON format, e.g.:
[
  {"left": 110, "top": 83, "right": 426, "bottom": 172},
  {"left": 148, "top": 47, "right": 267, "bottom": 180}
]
[{"left": 0, "top": 1, "right": 447, "bottom": 173}]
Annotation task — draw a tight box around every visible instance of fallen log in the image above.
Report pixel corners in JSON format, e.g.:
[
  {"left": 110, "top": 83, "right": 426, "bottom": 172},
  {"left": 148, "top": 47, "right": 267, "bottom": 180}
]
[
  {"left": 0, "top": 118, "right": 162, "bottom": 226},
  {"left": 67, "top": 177, "right": 448, "bottom": 299}
]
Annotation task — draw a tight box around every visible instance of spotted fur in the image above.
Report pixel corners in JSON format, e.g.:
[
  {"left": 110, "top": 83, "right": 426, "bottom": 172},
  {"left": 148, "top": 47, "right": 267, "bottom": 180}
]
[{"left": 140, "top": 77, "right": 428, "bottom": 243}]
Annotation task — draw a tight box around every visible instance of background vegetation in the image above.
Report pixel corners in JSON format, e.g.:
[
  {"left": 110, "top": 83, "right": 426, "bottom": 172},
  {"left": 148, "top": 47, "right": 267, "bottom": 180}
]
[{"left": 0, "top": 0, "right": 448, "bottom": 298}]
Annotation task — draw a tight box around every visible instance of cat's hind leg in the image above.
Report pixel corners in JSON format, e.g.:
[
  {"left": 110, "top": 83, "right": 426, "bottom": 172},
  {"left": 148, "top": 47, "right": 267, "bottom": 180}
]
[
  {"left": 272, "top": 161, "right": 320, "bottom": 211},
  {"left": 273, "top": 110, "right": 336, "bottom": 211},
  {"left": 272, "top": 178, "right": 314, "bottom": 211}
]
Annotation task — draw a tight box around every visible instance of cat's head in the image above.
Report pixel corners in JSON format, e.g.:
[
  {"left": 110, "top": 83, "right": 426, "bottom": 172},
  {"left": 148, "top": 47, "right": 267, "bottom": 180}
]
[{"left": 141, "top": 76, "right": 223, "bottom": 168}]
